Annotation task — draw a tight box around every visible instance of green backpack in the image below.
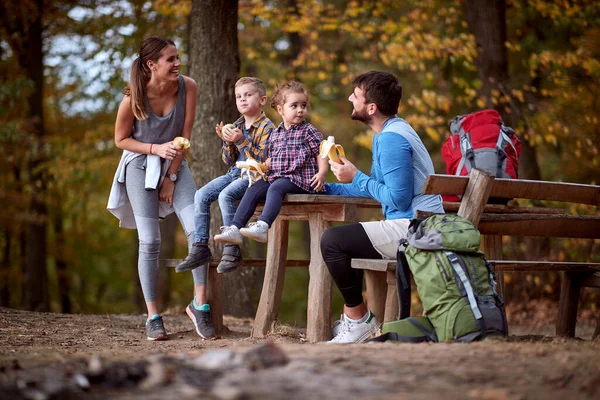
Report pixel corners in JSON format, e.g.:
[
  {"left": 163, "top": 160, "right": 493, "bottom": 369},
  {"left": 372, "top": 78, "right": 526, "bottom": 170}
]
[{"left": 374, "top": 214, "right": 508, "bottom": 343}]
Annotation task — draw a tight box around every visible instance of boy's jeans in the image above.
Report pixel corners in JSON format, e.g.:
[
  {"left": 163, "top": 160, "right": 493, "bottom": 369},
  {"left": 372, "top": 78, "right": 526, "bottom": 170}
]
[{"left": 194, "top": 167, "right": 248, "bottom": 244}]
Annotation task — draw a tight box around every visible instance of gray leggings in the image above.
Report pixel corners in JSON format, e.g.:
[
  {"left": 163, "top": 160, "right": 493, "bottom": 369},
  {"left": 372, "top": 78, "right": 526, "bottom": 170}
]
[{"left": 125, "top": 156, "right": 207, "bottom": 302}]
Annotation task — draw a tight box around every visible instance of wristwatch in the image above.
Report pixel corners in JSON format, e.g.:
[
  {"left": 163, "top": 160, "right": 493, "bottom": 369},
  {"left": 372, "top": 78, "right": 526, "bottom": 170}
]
[{"left": 167, "top": 173, "right": 177, "bottom": 182}]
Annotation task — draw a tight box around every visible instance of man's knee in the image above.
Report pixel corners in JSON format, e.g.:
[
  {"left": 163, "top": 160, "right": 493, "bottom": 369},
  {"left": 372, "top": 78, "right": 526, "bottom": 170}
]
[{"left": 320, "top": 227, "right": 342, "bottom": 260}]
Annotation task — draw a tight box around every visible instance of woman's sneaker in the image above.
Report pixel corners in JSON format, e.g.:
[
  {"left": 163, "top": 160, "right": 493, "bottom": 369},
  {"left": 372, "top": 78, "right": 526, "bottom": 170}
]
[
  {"left": 214, "top": 225, "right": 243, "bottom": 246},
  {"left": 146, "top": 314, "right": 167, "bottom": 341},
  {"left": 327, "top": 311, "right": 380, "bottom": 344},
  {"left": 240, "top": 221, "right": 269, "bottom": 243},
  {"left": 186, "top": 299, "right": 216, "bottom": 339}
]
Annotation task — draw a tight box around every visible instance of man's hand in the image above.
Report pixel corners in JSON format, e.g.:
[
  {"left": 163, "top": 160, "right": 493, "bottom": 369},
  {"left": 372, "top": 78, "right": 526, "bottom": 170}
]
[{"left": 330, "top": 156, "right": 358, "bottom": 183}]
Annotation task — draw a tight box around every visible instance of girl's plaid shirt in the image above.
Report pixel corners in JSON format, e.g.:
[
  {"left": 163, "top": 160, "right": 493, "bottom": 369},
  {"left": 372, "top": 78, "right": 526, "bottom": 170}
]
[{"left": 268, "top": 121, "right": 323, "bottom": 193}]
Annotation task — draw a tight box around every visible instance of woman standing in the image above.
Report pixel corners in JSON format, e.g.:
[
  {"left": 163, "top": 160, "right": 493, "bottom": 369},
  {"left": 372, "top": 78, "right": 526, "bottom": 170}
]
[{"left": 107, "top": 37, "right": 214, "bottom": 341}]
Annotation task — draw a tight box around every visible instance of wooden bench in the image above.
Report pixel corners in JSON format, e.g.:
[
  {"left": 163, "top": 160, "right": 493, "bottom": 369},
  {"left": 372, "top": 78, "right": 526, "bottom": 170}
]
[{"left": 415, "top": 169, "right": 600, "bottom": 338}]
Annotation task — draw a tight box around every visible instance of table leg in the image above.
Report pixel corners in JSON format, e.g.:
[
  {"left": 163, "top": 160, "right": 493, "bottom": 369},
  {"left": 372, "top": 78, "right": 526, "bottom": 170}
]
[
  {"left": 365, "top": 270, "right": 387, "bottom": 323},
  {"left": 306, "top": 213, "right": 332, "bottom": 343},
  {"left": 252, "top": 218, "right": 289, "bottom": 338},
  {"left": 483, "top": 235, "right": 504, "bottom": 298},
  {"left": 206, "top": 265, "right": 224, "bottom": 335}
]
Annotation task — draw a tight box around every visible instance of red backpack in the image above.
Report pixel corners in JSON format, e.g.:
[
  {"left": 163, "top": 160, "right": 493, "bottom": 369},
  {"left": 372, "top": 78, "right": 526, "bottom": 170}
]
[{"left": 441, "top": 109, "right": 521, "bottom": 202}]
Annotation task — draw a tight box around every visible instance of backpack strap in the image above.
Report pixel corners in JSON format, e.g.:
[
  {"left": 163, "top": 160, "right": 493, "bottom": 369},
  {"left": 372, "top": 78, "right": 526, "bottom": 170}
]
[
  {"left": 454, "top": 331, "right": 482, "bottom": 343},
  {"left": 457, "top": 132, "right": 475, "bottom": 175},
  {"left": 396, "top": 246, "right": 412, "bottom": 320},
  {"left": 366, "top": 332, "right": 429, "bottom": 343},
  {"left": 494, "top": 125, "right": 518, "bottom": 178},
  {"left": 444, "top": 251, "right": 486, "bottom": 338},
  {"left": 407, "top": 317, "right": 438, "bottom": 342}
]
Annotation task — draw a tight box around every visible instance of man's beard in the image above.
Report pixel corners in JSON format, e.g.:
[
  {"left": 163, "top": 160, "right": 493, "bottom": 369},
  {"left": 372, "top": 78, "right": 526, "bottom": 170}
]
[{"left": 351, "top": 108, "right": 371, "bottom": 125}]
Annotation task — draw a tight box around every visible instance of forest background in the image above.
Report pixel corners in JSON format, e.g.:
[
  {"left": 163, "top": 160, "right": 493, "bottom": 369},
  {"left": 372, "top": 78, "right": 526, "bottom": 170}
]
[{"left": 1, "top": 0, "right": 598, "bottom": 327}]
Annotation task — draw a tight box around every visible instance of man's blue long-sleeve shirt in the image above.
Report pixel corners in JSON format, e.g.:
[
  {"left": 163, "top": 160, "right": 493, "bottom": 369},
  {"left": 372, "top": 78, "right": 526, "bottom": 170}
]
[{"left": 326, "top": 116, "right": 443, "bottom": 220}]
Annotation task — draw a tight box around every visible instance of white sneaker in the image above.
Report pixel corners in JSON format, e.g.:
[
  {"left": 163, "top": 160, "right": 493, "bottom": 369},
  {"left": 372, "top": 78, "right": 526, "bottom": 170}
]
[
  {"left": 331, "top": 314, "right": 345, "bottom": 337},
  {"left": 240, "top": 221, "right": 269, "bottom": 243},
  {"left": 214, "top": 225, "right": 243, "bottom": 246},
  {"left": 327, "top": 311, "right": 380, "bottom": 344}
]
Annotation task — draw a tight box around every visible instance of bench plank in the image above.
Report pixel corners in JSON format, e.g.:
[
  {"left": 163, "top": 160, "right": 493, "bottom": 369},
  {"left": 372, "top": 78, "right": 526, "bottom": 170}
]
[
  {"left": 490, "top": 261, "right": 600, "bottom": 272},
  {"left": 442, "top": 202, "right": 564, "bottom": 214},
  {"left": 423, "top": 175, "right": 600, "bottom": 205},
  {"left": 162, "top": 258, "right": 310, "bottom": 268},
  {"left": 284, "top": 194, "right": 381, "bottom": 207},
  {"left": 478, "top": 214, "right": 600, "bottom": 239},
  {"left": 351, "top": 259, "right": 395, "bottom": 272}
]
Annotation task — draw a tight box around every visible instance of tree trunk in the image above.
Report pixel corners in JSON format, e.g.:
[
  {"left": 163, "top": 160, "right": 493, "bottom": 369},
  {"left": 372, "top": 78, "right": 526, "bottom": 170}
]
[
  {"left": 53, "top": 202, "right": 71, "bottom": 313},
  {"left": 464, "top": 0, "right": 541, "bottom": 182},
  {"left": 158, "top": 214, "right": 177, "bottom": 307},
  {"left": 16, "top": 0, "right": 49, "bottom": 311},
  {"left": 0, "top": 232, "right": 10, "bottom": 307},
  {"left": 465, "top": 0, "right": 549, "bottom": 269},
  {"left": 188, "top": 0, "right": 260, "bottom": 317}
]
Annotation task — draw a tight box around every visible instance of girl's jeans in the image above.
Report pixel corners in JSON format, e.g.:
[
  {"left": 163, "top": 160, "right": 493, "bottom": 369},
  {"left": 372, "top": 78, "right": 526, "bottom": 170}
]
[
  {"left": 194, "top": 167, "right": 248, "bottom": 244},
  {"left": 231, "top": 177, "right": 307, "bottom": 228}
]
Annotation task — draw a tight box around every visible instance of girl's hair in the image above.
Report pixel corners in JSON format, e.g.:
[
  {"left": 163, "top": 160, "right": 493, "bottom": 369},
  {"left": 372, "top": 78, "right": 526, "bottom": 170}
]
[
  {"left": 124, "top": 36, "right": 175, "bottom": 120},
  {"left": 270, "top": 81, "right": 309, "bottom": 110}
]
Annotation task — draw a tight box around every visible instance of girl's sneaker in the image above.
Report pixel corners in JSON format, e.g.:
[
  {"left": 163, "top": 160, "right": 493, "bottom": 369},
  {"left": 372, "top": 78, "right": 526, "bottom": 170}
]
[
  {"left": 214, "top": 226, "right": 243, "bottom": 245},
  {"left": 146, "top": 315, "right": 167, "bottom": 341},
  {"left": 240, "top": 221, "right": 269, "bottom": 243}
]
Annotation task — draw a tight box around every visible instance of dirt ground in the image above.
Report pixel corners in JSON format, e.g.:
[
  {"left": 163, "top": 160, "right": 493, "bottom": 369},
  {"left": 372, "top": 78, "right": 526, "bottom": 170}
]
[{"left": 1, "top": 306, "right": 599, "bottom": 400}]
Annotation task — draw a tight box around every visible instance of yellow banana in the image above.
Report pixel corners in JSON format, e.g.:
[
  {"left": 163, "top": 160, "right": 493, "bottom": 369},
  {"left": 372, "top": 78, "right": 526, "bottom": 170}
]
[
  {"left": 235, "top": 157, "right": 269, "bottom": 187},
  {"left": 173, "top": 136, "right": 190, "bottom": 150},
  {"left": 319, "top": 136, "right": 345, "bottom": 163}
]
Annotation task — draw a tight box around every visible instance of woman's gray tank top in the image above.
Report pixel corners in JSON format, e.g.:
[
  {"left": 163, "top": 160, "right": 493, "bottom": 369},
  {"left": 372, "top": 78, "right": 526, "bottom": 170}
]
[{"left": 131, "top": 75, "right": 186, "bottom": 143}]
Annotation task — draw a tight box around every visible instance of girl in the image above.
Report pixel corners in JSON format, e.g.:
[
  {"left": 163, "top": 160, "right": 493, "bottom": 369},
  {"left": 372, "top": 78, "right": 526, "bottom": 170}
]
[
  {"left": 107, "top": 37, "right": 214, "bottom": 341},
  {"left": 214, "top": 81, "right": 328, "bottom": 245}
]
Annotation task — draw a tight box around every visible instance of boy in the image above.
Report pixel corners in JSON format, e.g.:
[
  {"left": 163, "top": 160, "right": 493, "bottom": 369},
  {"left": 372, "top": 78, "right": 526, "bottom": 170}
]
[{"left": 176, "top": 78, "right": 274, "bottom": 281}]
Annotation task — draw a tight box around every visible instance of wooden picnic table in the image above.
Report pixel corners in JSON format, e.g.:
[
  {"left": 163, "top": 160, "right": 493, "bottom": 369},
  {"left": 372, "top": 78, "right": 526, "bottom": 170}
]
[{"left": 251, "top": 194, "right": 380, "bottom": 343}]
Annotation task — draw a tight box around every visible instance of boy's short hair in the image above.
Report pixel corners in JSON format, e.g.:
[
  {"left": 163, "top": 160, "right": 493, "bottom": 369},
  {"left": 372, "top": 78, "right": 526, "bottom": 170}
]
[
  {"left": 352, "top": 71, "right": 402, "bottom": 117},
  {"left": 235, "top": 77, "right": 267, "bottom": 97}
]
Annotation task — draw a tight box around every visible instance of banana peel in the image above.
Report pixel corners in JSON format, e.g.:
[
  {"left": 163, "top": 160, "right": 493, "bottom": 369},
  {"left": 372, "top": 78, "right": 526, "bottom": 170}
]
[
  {"left": 319, "top": 136, "right": 345, "bottom": 163},
  {"left": 236, "top": 157, "right": 269, "bottom": 187},
  {"left": 173, "top": 136, "right": 190, "bottom": 150}
]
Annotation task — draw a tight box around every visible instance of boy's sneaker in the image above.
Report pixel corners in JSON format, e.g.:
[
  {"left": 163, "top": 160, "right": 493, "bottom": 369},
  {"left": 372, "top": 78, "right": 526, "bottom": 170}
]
[
  {"left": 146, "top": 314, "right": 167, "bottom": 341},
  {"left": 176, "top": 243, "right": 212, "bottom": 273},
  {"left": 327, "top": 311, "right": 380, "bottom": 344},
  {"left": 240, "top": 221, "right": 269, "bottom": 243},
  {"left": 186, "top": 299, "right": 216, "bottom": 339},
  {"left": 214, "top": 225, "right": 243, "bottom": 246},
  {"left": 217, "top": 244, "right": 242, "bottom": 273}
]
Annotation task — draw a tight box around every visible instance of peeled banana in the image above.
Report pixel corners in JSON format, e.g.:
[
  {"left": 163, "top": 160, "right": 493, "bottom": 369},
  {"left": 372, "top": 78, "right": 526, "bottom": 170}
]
[
  {"left": 319, "top": 136, "right": 345, "bottom": 163},
  {"left": 236, "top": 157, "right": 269, "bottom": 187},
  {"left": 173, "top": 136, "right": 190, "bottom": 150}
]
